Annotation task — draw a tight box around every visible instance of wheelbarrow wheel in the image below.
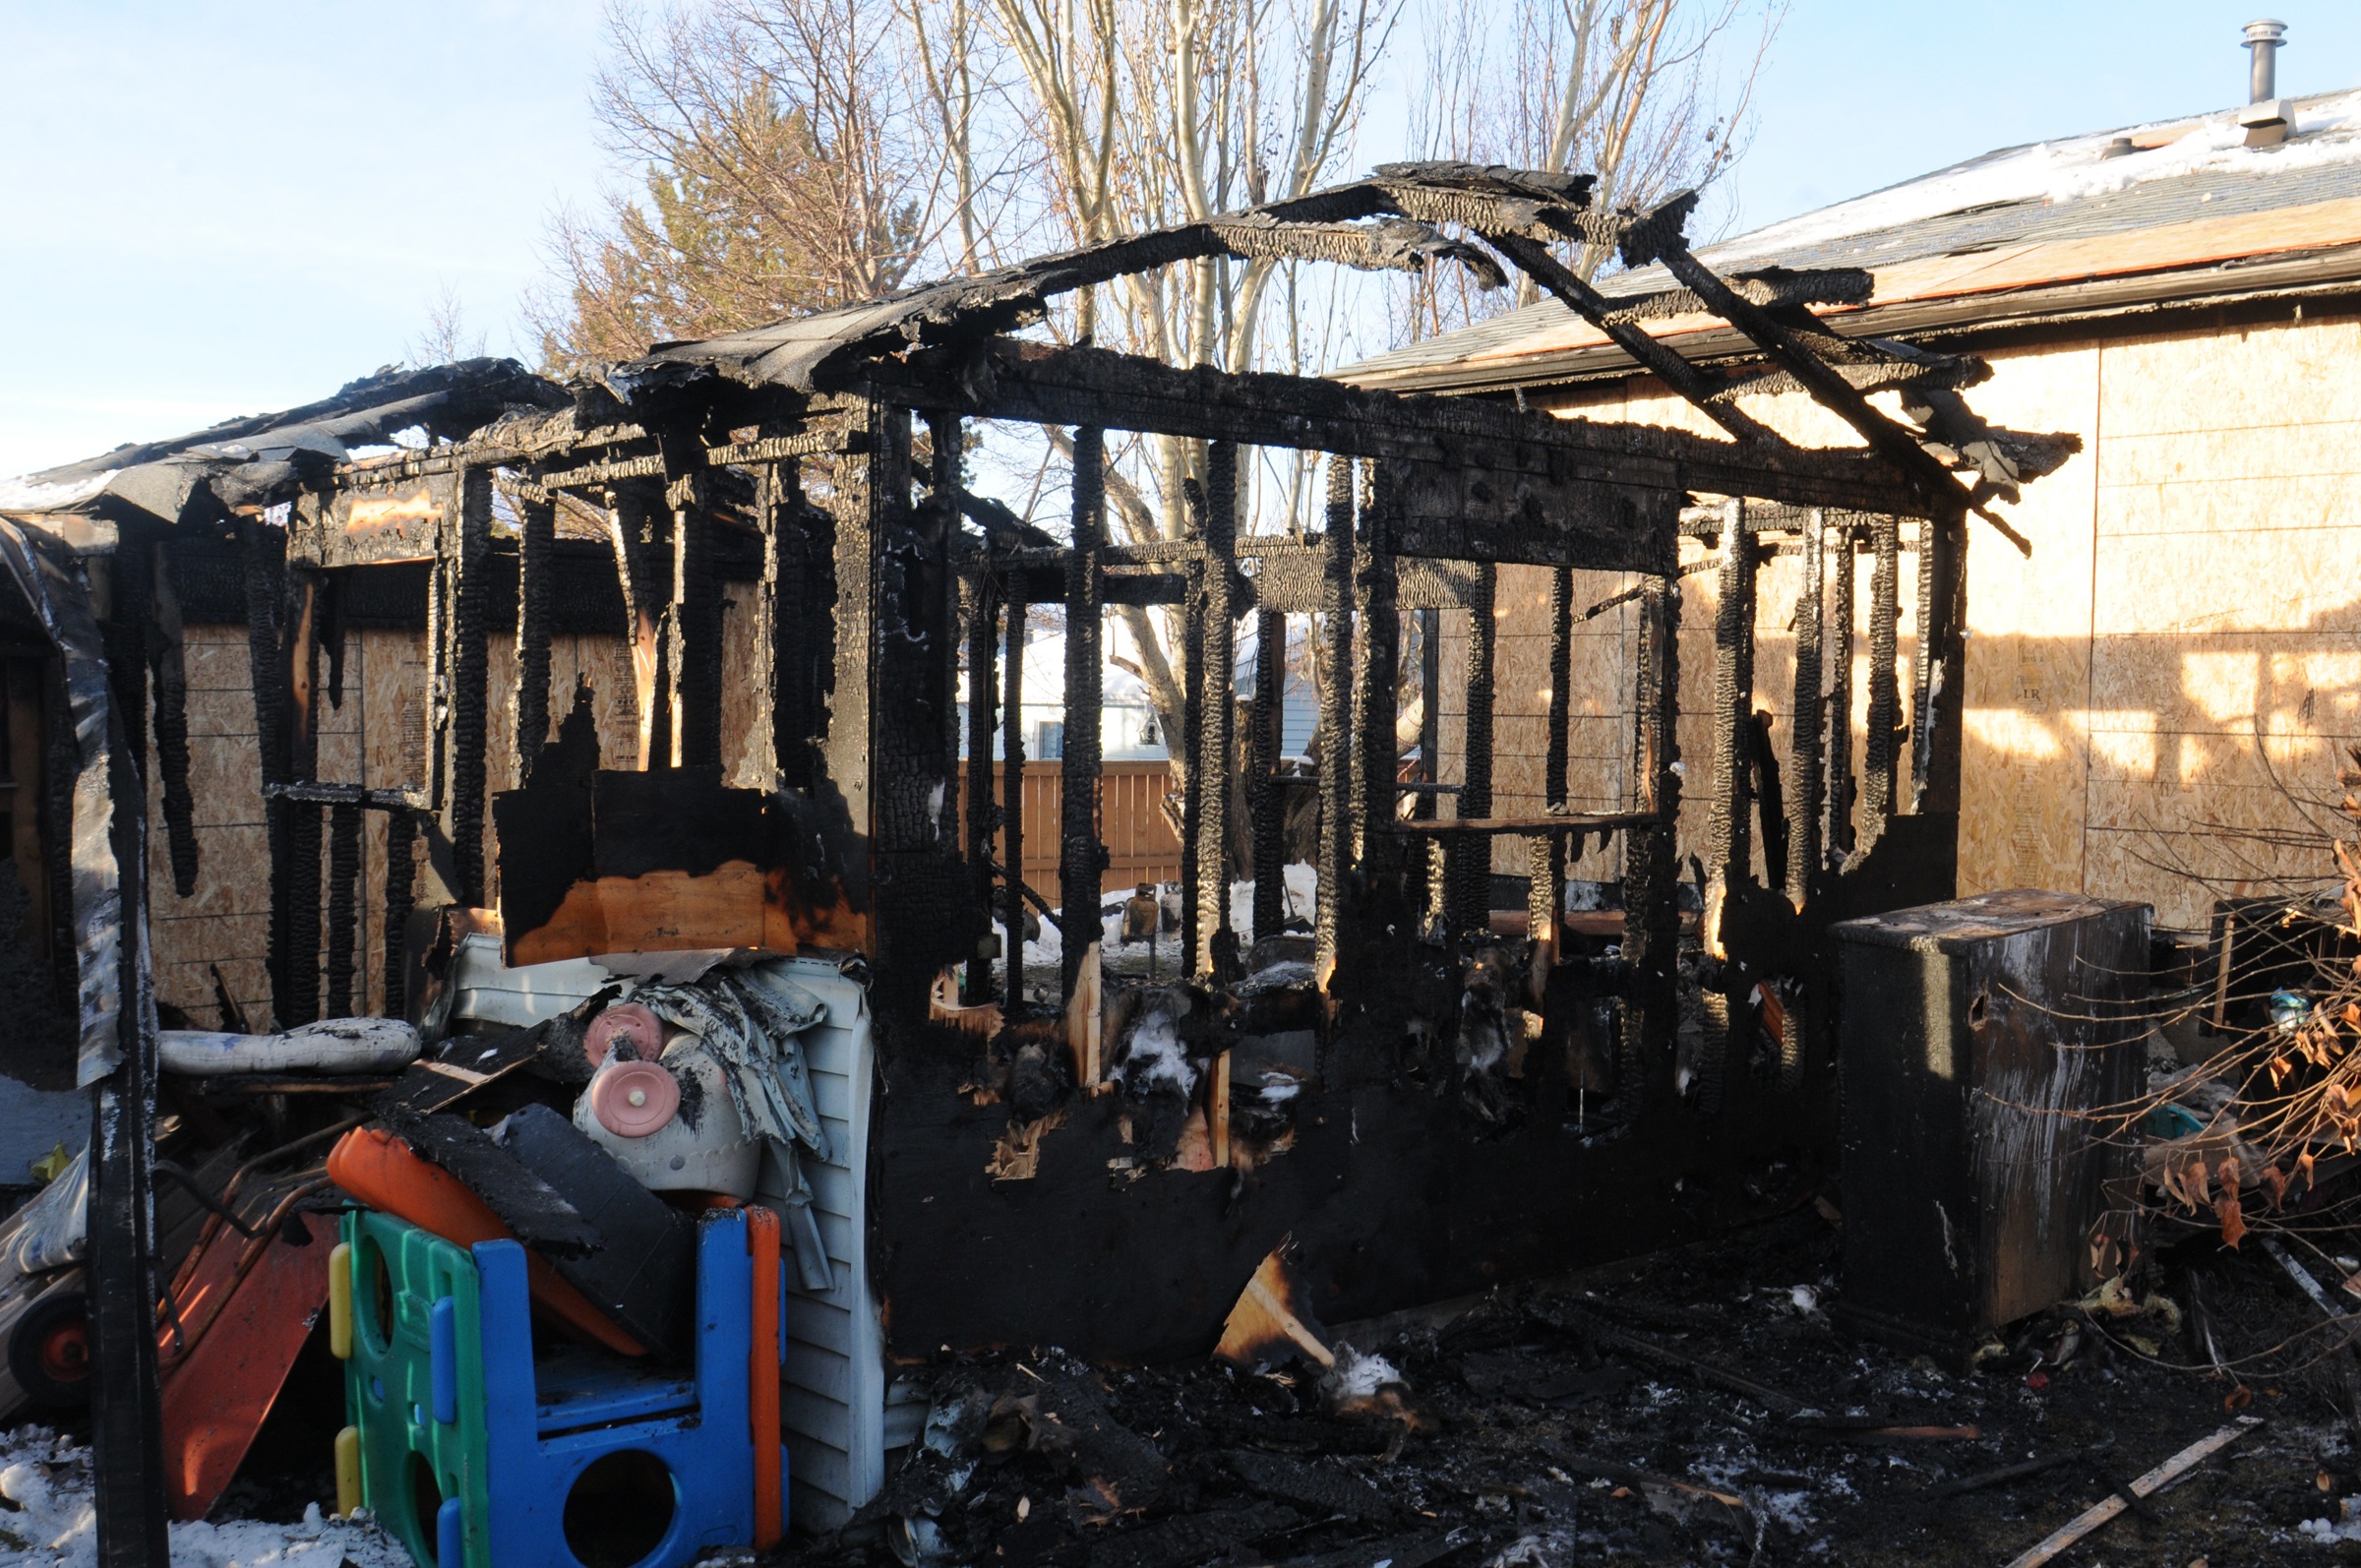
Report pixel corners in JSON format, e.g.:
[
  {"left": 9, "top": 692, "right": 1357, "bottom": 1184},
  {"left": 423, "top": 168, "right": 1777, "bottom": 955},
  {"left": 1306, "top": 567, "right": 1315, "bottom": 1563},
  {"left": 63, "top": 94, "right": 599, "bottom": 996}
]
[{"left": 10, "top": 1289, "right": 91, "bottom": 1408}]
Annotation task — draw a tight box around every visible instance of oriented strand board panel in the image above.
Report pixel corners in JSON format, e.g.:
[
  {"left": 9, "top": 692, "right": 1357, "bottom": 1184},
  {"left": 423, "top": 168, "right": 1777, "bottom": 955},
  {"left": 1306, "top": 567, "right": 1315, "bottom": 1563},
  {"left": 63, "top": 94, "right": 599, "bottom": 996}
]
[
  {"left": 1954, "top": 341, "right": 2103, "bottom": 903},
  {"left": 149, "top": 625, "right": 273, "bottom": 1028},
  {"left": 2081, "top": 318, "right": 2361, "bottom": 926}
]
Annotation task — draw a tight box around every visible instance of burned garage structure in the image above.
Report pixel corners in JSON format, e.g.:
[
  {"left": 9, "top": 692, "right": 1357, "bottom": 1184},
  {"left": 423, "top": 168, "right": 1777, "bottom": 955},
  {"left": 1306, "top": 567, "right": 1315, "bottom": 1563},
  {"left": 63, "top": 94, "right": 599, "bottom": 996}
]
[{"left": 0, "top": 163, "right": 2071, "bottom": 1539}]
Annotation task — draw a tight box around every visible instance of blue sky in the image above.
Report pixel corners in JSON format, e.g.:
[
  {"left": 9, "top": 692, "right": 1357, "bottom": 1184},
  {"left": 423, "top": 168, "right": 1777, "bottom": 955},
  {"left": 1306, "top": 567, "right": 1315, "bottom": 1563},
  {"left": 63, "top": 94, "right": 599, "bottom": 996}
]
[{"left": 5, "top": 2, "right": 2358, "bottom": 477}]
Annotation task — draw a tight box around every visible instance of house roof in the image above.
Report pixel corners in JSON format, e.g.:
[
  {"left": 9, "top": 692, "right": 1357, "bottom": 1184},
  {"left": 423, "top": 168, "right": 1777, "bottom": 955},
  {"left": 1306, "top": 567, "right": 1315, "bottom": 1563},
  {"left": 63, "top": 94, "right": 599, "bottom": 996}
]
[
  {"left": 0, "top": 360, "right": 569, "bottom": 529},
  {"left": 1344, "top": 88, "right": 2361, "bottom": 394}
]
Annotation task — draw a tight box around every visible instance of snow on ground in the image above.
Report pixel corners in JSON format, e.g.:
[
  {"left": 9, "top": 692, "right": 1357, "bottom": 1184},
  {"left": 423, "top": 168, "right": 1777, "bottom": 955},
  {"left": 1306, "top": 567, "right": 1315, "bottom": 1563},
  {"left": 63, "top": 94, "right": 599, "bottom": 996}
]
[
  {"left": 989, "top": 865, "right": 1321, "bottom": 995},
  {"left": 1725, "top": 88, "right": 2361, "bottom": 260},
  {"left": 0, "top": 1425, "right": 408, "bottom": 1568}
]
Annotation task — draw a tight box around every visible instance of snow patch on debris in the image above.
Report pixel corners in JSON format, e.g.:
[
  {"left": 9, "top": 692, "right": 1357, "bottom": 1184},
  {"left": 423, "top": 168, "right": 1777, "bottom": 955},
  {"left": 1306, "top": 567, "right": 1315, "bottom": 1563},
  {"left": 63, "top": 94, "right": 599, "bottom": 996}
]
[
  {"left": 1725, "top": 89, "right": 2361, "bottom": 260},
  {"left": 0, "top": 1426, "right": 409, "bottom": 1568},
  {"left": 0, "top": 472, "right": 114, "bottom": 515}
]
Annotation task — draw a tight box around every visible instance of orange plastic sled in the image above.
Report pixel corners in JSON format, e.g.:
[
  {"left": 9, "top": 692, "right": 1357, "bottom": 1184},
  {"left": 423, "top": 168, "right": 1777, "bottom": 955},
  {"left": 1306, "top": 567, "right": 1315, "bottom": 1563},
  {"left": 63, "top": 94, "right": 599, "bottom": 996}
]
[{"left": 325, "top": 1126, "right": 645, "bottom": 1357}]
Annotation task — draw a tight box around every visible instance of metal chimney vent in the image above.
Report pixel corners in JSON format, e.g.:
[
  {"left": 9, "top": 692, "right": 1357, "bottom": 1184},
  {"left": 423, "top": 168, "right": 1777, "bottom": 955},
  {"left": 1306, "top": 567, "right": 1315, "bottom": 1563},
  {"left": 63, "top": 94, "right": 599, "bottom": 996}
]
[
  {"left": 2244, "top": 19, "right": 2287, "bottom": 101},
  {"left": 2240, "top": 20, "right": 2291, "bottom": 147}
]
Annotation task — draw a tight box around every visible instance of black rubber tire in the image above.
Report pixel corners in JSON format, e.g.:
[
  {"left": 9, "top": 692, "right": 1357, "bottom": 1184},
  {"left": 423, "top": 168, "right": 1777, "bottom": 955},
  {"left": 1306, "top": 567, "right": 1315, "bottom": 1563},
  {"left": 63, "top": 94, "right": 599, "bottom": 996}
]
[{"left": 10, "top": 1289, "right": 92, "bottom": 1408}]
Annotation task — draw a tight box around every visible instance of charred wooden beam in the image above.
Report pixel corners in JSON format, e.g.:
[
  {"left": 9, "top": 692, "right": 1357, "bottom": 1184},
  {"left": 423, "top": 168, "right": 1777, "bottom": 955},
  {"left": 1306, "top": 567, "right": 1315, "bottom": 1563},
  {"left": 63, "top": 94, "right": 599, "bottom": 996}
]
[
  {"left": 605, "top": 486, "right": 665, "bottom": 769},
  {"left": 1000, "top": 571, "right": 1028, "bottom": 997},
  {"left": 267, "top": 782, "right": 423, "bottom": 810},
  {"left": 325, "top": 802, "right": 361, "bottom": 1017},
  {"left": 1444, "top": 564, "right": 1497, "bottom": 935},
  {"left": 1314, "top": 457, "right": 1355, "bottom": 974},
  {"left": 1530, "top": 565, "right": 1575, "bottom": 963},
  {"left": 1195, "top": 442, "right": 1240, "bottom": 980},
  {"left": 1706, "top": 503, "right": 1759, "bottom": 896},
  {"left": 821, "top": 401, "right": 906, "bottom": 885},
  {"left": 382, "top": 810, "right": 416, "bottom": 1019},
  {"left": 860, "top": 338, "right": 1924, "bottom": 520},
  {"left": 150, "top": 541, "right": 198, "bottom": 898},
  {"left": 1786, "top": 512, "right": 1826, "bottom": 907},
  {"left": 1620, "top": 199, "right": 1960, "bottom": 514},
  {"left": 90, "top": 691, "right": 166, "bottom": 1568},
  {"left": 447, "top": 470, "right": 494, "bottom": 909},
  {"left": 1619, "top": 552, "right": 1682, "bottom": 1120},
  {"left": 962, "top": 572, "right": 999, "bottom": 1004},
  {"left": 769, "top": 462, "right": 825, "bottom": 792},
  {"left": 1697, "top": 503, "right": 1756, "bottom": 1112},
  {"left": 1060, "top": 427, "right": 1108, "bottom": 1003},
  {"left": 1480, "top": 230, "right": 1775, "bottom": 448},
  {"left": 1350, "top": 460, "right": 1401, "bottom": 876},
  {"left": 239, "top": 518, "right": 293, "bottom": 1022},
  {"left": 514, "top": 492, "right": 556, "bottom": 782},
  {"left": 1912, "top": 514, "right": 1968, "bottom": 816},
  {"left": 1826, "top": 522, "right": 1858, "bottom": 869},
  {"left": 670, "top": 472, "right": 723, "bottom": 768},
  {"left": 282, "top": 569, "right": 323, "bottom": 1026},
  {"left": 1180, "top": 482, "right": 1208, "bottom": 967},
  {"left": 1860, "top": 514, "right": 1902, "bottom": 836},
  {"left": 927, "top": 414, "right": 966, "bottom": 866},
  {"left": 1248, "top": 606, "right": 1285, "bottom": 944}
]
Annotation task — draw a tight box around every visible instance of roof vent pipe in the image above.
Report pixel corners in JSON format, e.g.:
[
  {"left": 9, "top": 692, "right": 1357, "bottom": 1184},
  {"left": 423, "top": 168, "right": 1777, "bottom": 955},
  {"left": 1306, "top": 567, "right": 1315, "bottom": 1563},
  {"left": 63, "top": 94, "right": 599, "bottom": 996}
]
[
  {"left": 2244, "top": 19, "right": 2286, "bottom": 102},
  {"left": 2240, "top": 20, "right": 2290, "bottom": 147}
]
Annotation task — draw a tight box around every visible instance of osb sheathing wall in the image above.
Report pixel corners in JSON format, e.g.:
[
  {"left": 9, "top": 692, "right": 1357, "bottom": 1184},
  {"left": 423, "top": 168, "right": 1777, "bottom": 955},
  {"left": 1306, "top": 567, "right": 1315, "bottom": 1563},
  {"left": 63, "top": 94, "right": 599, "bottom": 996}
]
[
  {"left": 1523, "top": 309, "right": 2361, "bottom": 929},
  {"left": 145, "top": 595, "right": 769, "bottom": 1029}
]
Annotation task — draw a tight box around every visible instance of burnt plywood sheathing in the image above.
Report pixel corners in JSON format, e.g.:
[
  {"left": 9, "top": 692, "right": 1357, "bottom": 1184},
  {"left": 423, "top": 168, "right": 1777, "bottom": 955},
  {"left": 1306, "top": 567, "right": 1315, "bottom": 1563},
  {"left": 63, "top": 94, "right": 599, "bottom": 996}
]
[{"left": 148, "top": 540, "right": 198, "bottom": 898}]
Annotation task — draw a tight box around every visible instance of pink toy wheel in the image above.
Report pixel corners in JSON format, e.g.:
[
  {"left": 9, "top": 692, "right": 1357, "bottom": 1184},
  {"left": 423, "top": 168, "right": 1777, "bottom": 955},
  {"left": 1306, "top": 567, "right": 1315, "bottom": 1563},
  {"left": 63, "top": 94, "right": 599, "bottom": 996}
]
[
  {"left": 589, "top": 1059, "right": 680, "bottom": 1137},
  {"left": 583, "top": 1003, "right": 664, "bottom": 1070}
]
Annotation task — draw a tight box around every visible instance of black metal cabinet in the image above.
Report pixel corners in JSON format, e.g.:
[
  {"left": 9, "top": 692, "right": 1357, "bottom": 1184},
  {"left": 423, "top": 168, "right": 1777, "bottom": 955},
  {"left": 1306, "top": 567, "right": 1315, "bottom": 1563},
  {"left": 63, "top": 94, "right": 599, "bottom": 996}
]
[{"left": 1832, "top": 889, "right": 2149, "bottom": 1350}]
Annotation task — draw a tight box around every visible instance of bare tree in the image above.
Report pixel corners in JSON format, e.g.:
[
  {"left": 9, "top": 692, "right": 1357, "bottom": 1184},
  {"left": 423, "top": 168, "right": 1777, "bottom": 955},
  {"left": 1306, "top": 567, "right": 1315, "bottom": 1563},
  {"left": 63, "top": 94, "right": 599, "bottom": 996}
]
[
  {"left": 1396, "top": 0, "right": 1780, "bottom": 343},
  {"left": 542, "top": 0, "right": 1780, "bottom": 798},
  {"left": 407, "top": 280, "right": 490, "bottom": 367},
  {"left": 529, "top": 0, "right": 945, "bottom": 362}
]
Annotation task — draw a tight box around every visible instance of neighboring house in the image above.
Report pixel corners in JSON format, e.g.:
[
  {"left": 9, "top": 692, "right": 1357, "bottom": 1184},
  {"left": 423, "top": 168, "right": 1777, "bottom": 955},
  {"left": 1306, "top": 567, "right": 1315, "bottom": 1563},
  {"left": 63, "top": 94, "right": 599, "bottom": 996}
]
[{"left": 1344, "top": 79, "right": 2361, "bottom": 930}]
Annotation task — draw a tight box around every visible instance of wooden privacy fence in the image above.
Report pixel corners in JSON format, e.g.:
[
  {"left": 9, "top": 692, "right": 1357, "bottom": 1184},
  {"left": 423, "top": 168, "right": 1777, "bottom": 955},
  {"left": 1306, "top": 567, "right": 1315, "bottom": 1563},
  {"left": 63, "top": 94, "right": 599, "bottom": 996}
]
[{"left": 959, "top": 760, "right": 1182, "bottom": 902}]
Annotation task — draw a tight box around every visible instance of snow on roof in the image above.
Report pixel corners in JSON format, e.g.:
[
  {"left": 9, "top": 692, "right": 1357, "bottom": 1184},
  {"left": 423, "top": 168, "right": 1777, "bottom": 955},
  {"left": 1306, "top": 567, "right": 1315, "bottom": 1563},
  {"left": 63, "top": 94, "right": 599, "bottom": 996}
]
[{"left": 1729, "top": 88, "right": 2361, "bottom": 262}]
